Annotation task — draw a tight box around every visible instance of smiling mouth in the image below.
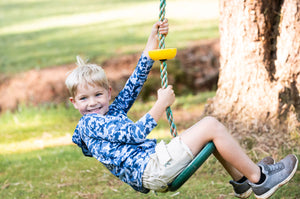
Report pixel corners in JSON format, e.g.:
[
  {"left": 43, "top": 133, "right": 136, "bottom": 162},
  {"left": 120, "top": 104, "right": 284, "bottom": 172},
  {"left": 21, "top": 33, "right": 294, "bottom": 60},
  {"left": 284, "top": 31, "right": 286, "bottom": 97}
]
[{"left": 87, "top": 107, "right": 101, "bottom": 113}]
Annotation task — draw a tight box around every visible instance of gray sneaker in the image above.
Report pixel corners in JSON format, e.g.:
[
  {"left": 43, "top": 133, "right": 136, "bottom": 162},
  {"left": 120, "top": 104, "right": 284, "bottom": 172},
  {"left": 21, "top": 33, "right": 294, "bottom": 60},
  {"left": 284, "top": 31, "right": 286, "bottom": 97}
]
[
  {"left": 229, "top": 156, "right": 275, "bottom": 198},
  {"left": 249, "top": 154, "right": 298, "bottom": 199}
]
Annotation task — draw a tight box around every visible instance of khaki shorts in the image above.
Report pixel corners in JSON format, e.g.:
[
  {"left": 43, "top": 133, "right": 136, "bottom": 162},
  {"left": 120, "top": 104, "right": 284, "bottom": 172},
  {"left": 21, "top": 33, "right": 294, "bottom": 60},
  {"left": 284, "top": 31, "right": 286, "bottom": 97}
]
[{"left": 142, "top": 137, "right": 194, "bottom": 192}]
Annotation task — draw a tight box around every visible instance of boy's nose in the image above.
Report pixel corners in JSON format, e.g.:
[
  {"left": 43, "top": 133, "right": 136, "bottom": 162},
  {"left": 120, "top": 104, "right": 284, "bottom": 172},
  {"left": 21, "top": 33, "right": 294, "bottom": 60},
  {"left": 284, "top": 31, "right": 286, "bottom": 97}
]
[{"left": 88, "top": 97, "right": 98, "bottom": 107}]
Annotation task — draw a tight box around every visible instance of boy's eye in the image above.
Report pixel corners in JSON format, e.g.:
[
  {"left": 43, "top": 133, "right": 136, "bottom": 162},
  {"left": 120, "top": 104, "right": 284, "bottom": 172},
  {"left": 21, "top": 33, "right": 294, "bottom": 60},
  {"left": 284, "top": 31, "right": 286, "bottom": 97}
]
[
  {"left": 79, "top": 97, "right": 87, "bottom": 101},
  {"left": 96, "top": 93, "right": 102, "bottom": 97}
]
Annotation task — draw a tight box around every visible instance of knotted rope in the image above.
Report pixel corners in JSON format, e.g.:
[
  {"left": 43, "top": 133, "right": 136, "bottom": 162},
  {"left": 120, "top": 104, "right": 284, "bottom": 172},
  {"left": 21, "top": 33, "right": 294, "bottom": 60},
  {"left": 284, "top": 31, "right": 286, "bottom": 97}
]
[{"left": 159, "top": 0, "right": 177, "bottom": 137}]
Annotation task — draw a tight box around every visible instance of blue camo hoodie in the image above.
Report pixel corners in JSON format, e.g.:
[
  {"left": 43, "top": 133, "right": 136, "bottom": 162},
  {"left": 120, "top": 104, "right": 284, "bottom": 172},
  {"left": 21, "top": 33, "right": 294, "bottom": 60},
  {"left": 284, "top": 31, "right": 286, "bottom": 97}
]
[{"left": 72, "top": 53, "right": 158, "bottom": 193}]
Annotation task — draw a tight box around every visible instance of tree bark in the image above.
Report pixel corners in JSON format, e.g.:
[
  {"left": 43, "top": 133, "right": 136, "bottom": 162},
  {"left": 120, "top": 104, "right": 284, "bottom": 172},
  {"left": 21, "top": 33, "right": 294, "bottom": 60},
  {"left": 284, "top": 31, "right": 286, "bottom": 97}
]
[{"left": 205, "top": 0, "right": 299, "bottom": 152}]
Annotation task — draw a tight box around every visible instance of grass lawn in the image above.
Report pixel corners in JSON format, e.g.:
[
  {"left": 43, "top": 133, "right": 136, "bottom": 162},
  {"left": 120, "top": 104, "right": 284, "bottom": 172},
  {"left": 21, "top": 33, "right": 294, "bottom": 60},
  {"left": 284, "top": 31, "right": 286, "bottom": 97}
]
[
  {"left": 1, "top": 134, "right": 299, "bottom": 199},
  {"left": 0, "top": 145, "right": 235, "bottom": 199},
  {"left": 1, "top": 93, "right": 299, "bottom": 198},
  {"left": 0, "top": 144, "right": 229, "bottom": 199}
]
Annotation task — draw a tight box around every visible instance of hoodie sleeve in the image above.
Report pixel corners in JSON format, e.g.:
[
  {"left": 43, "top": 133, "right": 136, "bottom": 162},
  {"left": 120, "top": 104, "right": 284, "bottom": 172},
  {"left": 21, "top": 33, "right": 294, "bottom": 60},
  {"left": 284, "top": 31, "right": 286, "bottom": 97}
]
[
  {"left": 109, "top": 53, "right": 154, "bottom": 114},
  {"left": 72, "top": 126, "right": 93, "bottom": 157}
]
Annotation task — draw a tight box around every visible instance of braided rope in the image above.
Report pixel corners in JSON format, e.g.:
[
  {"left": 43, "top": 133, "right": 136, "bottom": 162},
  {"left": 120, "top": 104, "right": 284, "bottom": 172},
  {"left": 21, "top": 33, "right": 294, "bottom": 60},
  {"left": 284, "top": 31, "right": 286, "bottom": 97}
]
[{"left": 159, "top": 0, "right": 177, "bottom": 137}]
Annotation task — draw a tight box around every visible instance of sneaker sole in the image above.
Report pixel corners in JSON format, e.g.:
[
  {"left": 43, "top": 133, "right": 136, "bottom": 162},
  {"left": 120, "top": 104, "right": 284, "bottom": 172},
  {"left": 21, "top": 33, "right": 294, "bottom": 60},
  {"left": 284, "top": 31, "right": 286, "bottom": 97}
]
[
  {"left": 235, "top": 187, "right": 252, "bottom": 198},
  {"left": 254, "top": 155, "right": 298, "bottom": 199}
]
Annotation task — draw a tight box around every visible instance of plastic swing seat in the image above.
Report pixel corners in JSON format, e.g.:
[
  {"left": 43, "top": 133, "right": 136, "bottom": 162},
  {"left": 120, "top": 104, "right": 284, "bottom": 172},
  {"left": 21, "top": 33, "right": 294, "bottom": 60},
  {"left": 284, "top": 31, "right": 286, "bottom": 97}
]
[{"left": 167, "top": 141, "right": 216, "bottom": 191}]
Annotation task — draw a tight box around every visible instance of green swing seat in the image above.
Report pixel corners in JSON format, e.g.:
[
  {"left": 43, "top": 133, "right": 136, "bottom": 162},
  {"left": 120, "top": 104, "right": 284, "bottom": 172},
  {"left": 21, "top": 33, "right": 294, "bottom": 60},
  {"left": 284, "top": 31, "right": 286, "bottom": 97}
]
[{"left": 167, "top": 141, "right": 216, "bottom": 191}]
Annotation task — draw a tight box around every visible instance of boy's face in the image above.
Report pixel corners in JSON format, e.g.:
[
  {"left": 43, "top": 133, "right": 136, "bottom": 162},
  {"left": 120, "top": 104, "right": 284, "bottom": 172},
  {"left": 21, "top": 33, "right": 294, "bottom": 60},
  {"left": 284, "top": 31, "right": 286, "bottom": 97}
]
[{"left": 70, "top": 83, "right": 111, "bottom": 116}]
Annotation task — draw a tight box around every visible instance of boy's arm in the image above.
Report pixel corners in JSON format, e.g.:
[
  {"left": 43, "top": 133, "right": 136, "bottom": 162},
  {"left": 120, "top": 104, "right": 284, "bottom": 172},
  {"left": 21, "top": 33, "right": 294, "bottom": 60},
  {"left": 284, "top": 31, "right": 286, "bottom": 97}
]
[
  {"left": 110, "top": 20, "right": 169, "bottom": 113},
  {"left": 110, "top": 85, "right": 175, "bottom": 143},
  {"left": 79, "top": 114, "right": 157, "bottom": 144},
  {"left": 111, "top": 55, "right": 154, "bottom": 113}
]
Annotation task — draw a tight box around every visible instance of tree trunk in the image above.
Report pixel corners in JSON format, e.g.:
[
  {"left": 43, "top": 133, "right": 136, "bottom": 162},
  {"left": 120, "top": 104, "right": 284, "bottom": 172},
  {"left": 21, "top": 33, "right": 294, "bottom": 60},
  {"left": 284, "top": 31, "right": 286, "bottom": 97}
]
[{"left": 205, "top": 0, "right": 299, "bottom": 152}]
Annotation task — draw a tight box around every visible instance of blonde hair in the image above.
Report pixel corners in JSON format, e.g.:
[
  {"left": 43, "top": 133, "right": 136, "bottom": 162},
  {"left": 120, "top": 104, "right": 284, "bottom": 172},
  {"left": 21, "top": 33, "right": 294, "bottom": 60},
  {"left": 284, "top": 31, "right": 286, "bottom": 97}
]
[{"left": 65, "top": 56, "right": 109, "bottom": 98}]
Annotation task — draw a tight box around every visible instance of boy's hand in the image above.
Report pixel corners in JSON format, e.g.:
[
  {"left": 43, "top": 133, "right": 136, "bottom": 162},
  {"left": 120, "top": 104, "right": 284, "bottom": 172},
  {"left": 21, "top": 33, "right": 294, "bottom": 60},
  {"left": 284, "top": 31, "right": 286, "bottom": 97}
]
[
  {"left": 157, "top": 19, "right": 169, "bottom": 36},
  {"left": 157, "top": 85, "right": 175, "bottom": 108},
  {"left": 148, "top": 85, "right": 175, "bottom": 122},
  {"left": 144, "top": 19, "right": 169, "bottom": 56}
]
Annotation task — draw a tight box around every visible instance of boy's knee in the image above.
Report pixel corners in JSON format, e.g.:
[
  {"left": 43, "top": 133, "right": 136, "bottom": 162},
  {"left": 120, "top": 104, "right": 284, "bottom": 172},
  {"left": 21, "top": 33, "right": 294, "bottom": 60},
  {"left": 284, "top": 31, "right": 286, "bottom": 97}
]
[
  {"left": 201, "top": 116, "right": 220, "bottom": 125},
  {"left": 201, "top": 116, "right": 226, "bottom": 132}
]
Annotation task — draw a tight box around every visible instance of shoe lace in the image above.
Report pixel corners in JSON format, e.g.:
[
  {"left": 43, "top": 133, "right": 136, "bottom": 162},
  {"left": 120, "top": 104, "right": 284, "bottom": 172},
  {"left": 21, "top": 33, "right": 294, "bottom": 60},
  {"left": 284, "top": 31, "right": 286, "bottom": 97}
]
[{"left": 266, "top": 162, "right": 284, "bottom": 173}]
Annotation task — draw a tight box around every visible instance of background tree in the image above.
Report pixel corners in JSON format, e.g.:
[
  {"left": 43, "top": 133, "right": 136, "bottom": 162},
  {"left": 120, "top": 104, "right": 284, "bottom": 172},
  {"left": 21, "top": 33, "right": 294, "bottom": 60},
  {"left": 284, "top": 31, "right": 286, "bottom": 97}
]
[{"left": 205, "top": 0, "right": 299, "bottom": 152}]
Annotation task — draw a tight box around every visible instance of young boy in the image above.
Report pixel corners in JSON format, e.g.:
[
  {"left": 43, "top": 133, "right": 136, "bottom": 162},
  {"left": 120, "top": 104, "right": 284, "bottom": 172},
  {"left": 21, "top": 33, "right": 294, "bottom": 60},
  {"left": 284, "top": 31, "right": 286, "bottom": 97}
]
[{"left": 65, "top": 20, "right": 298, "bottom": 198}]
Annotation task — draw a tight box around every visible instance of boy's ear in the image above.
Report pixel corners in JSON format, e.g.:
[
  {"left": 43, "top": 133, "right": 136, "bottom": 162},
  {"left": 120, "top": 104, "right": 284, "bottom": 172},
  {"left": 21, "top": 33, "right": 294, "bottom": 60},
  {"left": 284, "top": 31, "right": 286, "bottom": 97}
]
[{"left": 69, "top": 97, "right": 78, "bottom": 109}]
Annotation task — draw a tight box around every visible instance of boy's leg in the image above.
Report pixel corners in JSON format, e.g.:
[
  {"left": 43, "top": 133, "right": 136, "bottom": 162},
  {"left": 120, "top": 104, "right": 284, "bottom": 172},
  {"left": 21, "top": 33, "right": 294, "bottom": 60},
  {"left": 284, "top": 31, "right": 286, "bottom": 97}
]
[
  {"left": 213, "top": 150, "right": 252, "bottom": 198},
  {"left": 179, "top": 116, "right": 298, "bottom": 199},
  {"left": 179, "top": 116, "right": 261, "bottom": 183},
  {"left": 213, "top": 150, "right": 244, "bottom": 181}
]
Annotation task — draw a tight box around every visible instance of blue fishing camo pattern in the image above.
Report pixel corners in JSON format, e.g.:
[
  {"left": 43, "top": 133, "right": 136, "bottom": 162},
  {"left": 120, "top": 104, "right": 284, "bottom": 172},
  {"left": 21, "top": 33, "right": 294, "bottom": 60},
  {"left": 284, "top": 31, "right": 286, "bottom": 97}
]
[{"left": 72, "top": 54, "right": 157, "bottom": 193}]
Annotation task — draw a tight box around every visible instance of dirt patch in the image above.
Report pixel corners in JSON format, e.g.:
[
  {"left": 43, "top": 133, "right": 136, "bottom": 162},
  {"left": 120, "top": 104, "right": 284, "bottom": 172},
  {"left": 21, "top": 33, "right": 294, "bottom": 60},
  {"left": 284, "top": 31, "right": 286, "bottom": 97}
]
[{"left": 0, "top": 39, "right": 220, "bottom": 113}]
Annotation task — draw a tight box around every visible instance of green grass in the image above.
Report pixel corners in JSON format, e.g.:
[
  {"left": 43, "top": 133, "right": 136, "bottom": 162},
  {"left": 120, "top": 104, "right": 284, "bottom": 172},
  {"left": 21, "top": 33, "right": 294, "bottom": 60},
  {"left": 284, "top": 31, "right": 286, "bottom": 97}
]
[
  {"left": 0, "top": 104, "right": 80, "bottom": 145},
  {"left": 1, "top": 145, "right": 299, "bottom": 198},
  {"left": 0, "top": 0, "right": 219, "bottom": 74},
  {"left": 0, "top": 92, "right": 299, "bottom": 198}
]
